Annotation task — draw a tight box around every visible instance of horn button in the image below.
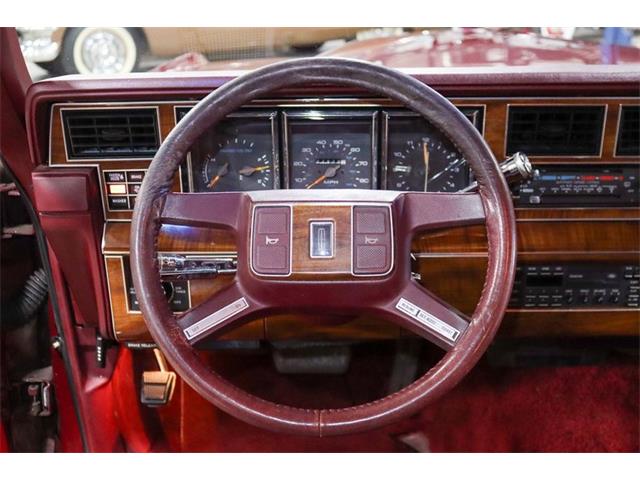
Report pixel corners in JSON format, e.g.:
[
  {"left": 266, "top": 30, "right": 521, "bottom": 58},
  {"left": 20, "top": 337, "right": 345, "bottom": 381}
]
[
  {"left": 352, "top": 206, "right": 392, "bottom": 275},
  {"left": 251, "top": 206, "right": 291, "bottom": 276}
]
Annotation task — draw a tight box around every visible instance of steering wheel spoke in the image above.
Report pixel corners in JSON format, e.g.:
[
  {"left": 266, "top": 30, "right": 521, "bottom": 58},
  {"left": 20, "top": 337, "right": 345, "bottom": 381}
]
[
  {"left": 159, "top": 191, "right": 247, "bottom": 232},
  {"left": 382, "top": 279, "right": 470, "bottom": 351},
  {"left": 400, "top": 192, "right": 485, "bottom": 233},
  {"left": 175, "top": 280, "right": 258, "bottom": 345}
]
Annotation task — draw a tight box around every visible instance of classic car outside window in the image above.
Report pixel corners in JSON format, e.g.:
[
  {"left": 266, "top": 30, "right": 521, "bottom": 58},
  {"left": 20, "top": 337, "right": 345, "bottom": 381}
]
[{"left": 18, "top": 27, "right": 640, "bottom": 80}]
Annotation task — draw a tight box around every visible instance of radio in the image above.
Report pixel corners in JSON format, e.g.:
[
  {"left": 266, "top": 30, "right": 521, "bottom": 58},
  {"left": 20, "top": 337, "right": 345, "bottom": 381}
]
[
  {"left": 516, "top": 165, "right": 639, "bottom": 207},
  {"left": 122, "top": 257, "right": 190, "bottom": 313},
  {"left": 509, "top": 263, "right": 639, "bottom": 309},
  {"left": 120, "top": 255, "right": 238, "bottom": 313}
]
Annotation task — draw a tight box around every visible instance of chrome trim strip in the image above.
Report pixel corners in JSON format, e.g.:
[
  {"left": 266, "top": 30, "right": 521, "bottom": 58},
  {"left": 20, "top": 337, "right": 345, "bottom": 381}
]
[{"left": 247, "top": 189, "right": 402, "bottom": 203}]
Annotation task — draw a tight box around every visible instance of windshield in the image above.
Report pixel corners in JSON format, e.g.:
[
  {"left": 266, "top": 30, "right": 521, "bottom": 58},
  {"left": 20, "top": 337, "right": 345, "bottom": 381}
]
[{"left": 18, "top": 27, "right": 640, "bottom": 80}]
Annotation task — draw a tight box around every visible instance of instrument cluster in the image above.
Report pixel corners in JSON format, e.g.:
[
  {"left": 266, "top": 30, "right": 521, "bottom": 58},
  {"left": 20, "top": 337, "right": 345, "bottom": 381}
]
[{"left": 176, "top": 106, "right": 484, "bottom": 194}]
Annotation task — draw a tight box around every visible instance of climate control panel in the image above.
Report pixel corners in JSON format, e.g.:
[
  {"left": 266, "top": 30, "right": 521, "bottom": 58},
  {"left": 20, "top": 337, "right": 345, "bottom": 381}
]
[{"left": 516, "top": 165, "right": 640, "bottom": 207}]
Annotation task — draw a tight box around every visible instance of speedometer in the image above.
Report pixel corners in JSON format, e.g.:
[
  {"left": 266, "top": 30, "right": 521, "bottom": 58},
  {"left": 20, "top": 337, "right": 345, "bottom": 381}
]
[
  {"left": 291, "top": 138, "right": 371, "bottom": 189},
  {"left": 285, "top": 112, "right": 376, "bottom": 189},
  {"left": 384, "top": 113, "right": 471, "bottom": 192}
]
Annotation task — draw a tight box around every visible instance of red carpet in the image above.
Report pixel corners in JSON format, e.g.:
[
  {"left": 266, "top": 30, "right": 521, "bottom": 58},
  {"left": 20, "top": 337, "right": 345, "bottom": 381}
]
[
  {"left": 150, "top": 354, "right": 639, "bottom": 452},
  {"left": 415, "top": 364, "right": 639, "bottom": 452}
]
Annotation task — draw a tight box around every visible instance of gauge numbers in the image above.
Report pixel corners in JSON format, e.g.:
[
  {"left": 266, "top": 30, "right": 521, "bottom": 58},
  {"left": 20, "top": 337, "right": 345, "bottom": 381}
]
[
  {"left": 292, "top": 137, "right": 371, "bottom": 189},
  {"left": 182, "top": 113, "right": 277, "bottom": 192},
  {"left": 201, "top": 137, "right": 273, "bottom": 192},
  {"left": 287, "top": 114, "right": 376, "bottom": 190},
  {"left": 385, "top": 115, "right": 470, "bottom": 192}
]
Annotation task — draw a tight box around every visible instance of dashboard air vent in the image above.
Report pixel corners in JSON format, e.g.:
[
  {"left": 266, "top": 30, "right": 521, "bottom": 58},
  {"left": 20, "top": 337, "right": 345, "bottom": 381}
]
[
  {"left": 458, "top": 106, "right": 485, "bottom": 132},
  {"left": 62, "top": 108, "right": 160, "bottom": 159},
  {"left": 506, "top": 106, "right": 605, "bottom": 156},
  {"left": 616, "top": 106, "right": 640, "bottom": 156}
]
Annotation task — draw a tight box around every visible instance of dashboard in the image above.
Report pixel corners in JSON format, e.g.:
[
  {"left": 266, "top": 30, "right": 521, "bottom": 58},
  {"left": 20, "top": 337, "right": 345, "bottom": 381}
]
[{"left": 27, "top": 69, "right": 639, "bottom": 347}]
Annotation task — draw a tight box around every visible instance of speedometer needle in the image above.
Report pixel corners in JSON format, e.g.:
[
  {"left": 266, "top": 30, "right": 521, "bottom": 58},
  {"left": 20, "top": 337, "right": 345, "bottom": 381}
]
[
  {"left": 305, "top": 165, "right": 341, "bottom": 189},
  {"left": 208, "top": 162, "right": 229, "bottom": 189},
  {"left": 239, "top": 165, "right": 270, "bottom": 177},
  {"left": 422, "top": 140, "right": 430, "bottom": 192}
]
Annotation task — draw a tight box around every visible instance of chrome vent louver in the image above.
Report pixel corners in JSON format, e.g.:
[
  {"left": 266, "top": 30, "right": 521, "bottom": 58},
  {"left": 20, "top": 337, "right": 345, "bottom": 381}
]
[
  {"left": 62, "top": 108, "right": 160, "bottom": 159},
  {"left": 506, "top": 106, "right": 605, "bottom": 156}
]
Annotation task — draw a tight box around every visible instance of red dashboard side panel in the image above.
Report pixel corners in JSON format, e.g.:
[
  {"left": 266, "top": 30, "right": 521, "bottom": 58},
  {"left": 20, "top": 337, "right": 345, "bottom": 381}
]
[
  {"left": 47, "top": 251, "right": 124, "bottom": 452},
  {"left": 33, "top": 174, "right": 90, "bottom": 212},
  {"left": 32, "top": 168, "right": 111, "bottom": 336}
]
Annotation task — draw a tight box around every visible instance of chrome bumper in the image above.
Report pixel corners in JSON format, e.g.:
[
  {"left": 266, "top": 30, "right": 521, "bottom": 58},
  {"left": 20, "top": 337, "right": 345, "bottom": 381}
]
[{"left": 17, "top": 27, "right": 60, "bottom": 63}]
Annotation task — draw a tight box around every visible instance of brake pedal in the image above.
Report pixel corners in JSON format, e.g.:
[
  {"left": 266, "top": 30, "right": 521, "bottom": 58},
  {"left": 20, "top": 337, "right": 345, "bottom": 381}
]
[{"left": 140, "top": 349, "right": 176, "bottom": 407}]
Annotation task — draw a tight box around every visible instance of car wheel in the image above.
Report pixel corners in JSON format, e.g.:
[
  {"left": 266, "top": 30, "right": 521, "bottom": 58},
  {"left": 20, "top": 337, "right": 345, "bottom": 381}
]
[{"left": 56, "top": 27, "right": 143, "bottom": 75}]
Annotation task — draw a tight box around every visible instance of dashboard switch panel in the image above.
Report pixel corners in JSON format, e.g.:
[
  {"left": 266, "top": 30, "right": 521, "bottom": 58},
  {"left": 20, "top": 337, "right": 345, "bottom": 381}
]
[
  {"left": 103, "top": 169, "right": 146, "bottom": 211},
  {"left": 251, "top": 206, "right": 291, "bottom": 276}
]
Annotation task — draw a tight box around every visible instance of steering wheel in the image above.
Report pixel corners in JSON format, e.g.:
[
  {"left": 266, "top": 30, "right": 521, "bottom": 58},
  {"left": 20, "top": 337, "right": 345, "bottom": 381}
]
[{"left": 130, "top": 58, "right": 516, "bottom": 436}]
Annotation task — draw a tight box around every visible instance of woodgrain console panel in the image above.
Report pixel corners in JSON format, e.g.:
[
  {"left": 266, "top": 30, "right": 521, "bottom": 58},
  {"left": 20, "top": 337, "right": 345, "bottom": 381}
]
[{"left": 45, "top": 96, "right": 639, "bottom": 342}]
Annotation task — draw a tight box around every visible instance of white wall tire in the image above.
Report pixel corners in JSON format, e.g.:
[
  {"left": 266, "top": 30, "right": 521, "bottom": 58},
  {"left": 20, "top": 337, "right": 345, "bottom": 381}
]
[{"left": 67, "top": 27, "right": 140, "bottom": 74}]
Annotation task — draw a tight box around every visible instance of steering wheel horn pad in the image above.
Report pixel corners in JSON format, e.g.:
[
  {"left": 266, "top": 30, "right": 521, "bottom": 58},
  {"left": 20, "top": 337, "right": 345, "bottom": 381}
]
[{"left": 131, "top": 58, "right": 516, "bottom": 436}]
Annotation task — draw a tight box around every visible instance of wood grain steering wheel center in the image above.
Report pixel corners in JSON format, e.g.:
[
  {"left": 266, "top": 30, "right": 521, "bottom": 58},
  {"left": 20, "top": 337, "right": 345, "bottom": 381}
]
[{"left": 130, "top": 58, "right": 517, "bottom": 435}]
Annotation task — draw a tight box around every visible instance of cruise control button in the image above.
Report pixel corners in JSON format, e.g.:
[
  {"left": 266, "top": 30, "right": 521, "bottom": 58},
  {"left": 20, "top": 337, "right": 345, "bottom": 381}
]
[{"left": 355, "top": 245, "right": 387, "bottom": 270}]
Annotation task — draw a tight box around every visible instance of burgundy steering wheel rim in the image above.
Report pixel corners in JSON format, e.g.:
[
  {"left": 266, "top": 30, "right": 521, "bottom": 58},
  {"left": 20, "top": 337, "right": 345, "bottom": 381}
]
[{"left": 130, "top": 57, "right": 516, "bottom": 436}]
